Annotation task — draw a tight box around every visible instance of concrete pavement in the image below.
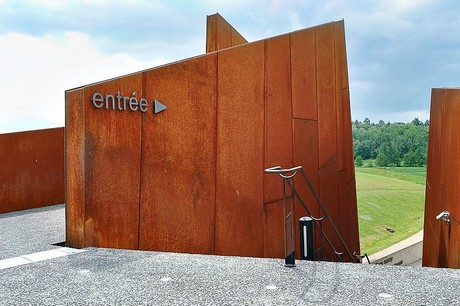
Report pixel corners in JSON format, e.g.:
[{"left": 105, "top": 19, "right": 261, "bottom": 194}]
[{"left": 1, "top": 205, "right": 460, "bottom": 305}]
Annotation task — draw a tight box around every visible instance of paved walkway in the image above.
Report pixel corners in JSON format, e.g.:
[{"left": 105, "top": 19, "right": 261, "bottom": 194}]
[
  {"left": 0, "top": 204, "right": 65, "bottom": 259},
  {"left": 1, "top": 205, "right": 460, "bottom": 305}
]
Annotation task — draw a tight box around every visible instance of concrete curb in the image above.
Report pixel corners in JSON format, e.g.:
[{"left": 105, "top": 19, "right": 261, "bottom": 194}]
[{"left": 367, "top": 230, "right": 423, "bottom": 266}]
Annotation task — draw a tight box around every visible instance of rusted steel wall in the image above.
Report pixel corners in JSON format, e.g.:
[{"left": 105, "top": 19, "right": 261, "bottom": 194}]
[
  {"left": 0, "top": 127, "right": 64, "bottom": 214},
  {"left": 423, "top": 88, "right": 460, "bottom": 268},
  {"left": 66, "top": 16, "right": 359, "bottom": 261},
  {"left": 206, "top": 13, "right": 248, "bottom": 53}
]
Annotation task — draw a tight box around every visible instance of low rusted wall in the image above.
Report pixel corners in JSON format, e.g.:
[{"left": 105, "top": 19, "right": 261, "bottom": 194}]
[
  {"left": 423, "top": 88, "right": 460, "bottom": 268},
  {"left": 0, "top": 127, "right": 64, "bottom": 214},
  {"left": 66, "top": 15, "right": 359, "bottom": 261}
]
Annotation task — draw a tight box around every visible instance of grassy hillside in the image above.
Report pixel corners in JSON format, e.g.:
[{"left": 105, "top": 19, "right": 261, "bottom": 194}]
[{"left": 356, "top": 167, "right": 426, "bottom": 254}]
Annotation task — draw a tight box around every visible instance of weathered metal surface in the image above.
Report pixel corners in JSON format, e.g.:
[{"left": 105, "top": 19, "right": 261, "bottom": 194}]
[
  {"left": 346, "top": 177, "right": 360, "bottom": 255},
  {"left": 83, "top": 74, "right": 143, "bottom": 249},
  {"left": 215, "top": 41, "right": 265, "bottom": 257},
  {"left": 139, "top": 54, "right": 217, "bottom": 254},
  {"left": 206, "top": 13, "right": 247, "bottom": 53},
  {"left": 343, "top": 89, "right": 356, "bottom": 183},
  {"left": 319, "top": 156, "right": 340, "bottom": 259},
  {"left": 263, "top": 200, "right": 285, "bottom": 258},
  {"left": 65, "top": 17, "right": 359, "bottom": 261},
  {"left": 293, "top": 119, "right": 320, "bottom": 217},
  {"left": 0, "top": 128, "right": 64, "bottom": 214},
  {"left": 264, "top": 34, "right": 293, "bottom": 204},
  {"left": 316, "top": 23, "right": 337, "bottom": 169},
  {"left": 423, "top": 88, "right": 460, "bottom": 268},
  {"left": 291, "top": 27, "right": 317, "bottom": 120},
  {"left": 423, "top": 89, "right": 445, "bottom": 267},
  {"left": 65, "top": 89, "right": 85, "bottom": 248},
  {"left": 444, "top": 89, "right": 460, "bottom": 222}
]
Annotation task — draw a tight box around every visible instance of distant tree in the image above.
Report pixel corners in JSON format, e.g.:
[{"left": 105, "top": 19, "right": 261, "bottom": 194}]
[
  {"left": 353, "top": 118, "right": 428, "bottom": 167},
  {"left": 413, "top": 147, "right": 426, "bottom": 166},
  {"left": 378, "top": 119, "right": 385, "bottom": 126},
  {"left": 411, "top": 118, "right": 422, "bottom": 126},
  {"left": 424, "top": 120, "right": 430, "bottom": 126},
  {"left": 355, "top": 155, "right": 364, "bottom": 167},
  {"left": 355, "top": 142, "right": 371, "bottom": 160},
  {"left": 376, "top": 152, "right": 389, "bottom": 167},
  {"left": 403, "top": 151, "right": 417, "bottom": 166}
]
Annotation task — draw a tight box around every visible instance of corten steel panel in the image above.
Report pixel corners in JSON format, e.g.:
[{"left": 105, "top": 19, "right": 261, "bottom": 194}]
[
  {"left": 64, "top": 16, "right": 360, "bottom": 261},
  {"left": 445, "top": 89, "right": 460, "bottom": 222},
  {"left": 318, "top": 156, "right": 340, "bottom": 260},
  {"left": 263, "top": 200, "right": 285, "bottom": 258},
  {"left": 342, "top": 89, "right": 356, "bottom": 183},
  {"left": 292, "top": 119, "right": 320, "bottom": 257},
  {"left": 439, "top": 90, "right": 452, "bottom": 194},
  {"left": 0, "top": 127, "right": 64, "bottom": 214},
  {"left": 422, "top": 183, "right": 438, "bottom": 266},
  {"left": 337, "top": 170, "right": 350, "bottom": 255},
  {"left": 336, "top": 90, "right": 346, "bottom": 172},
  {"left": 422, "top": 191, "right": 438, "bottom": 267},
  {"left": 316, "top": 23, "right": 337, "bottom": 168},
  {"left": 423, "top": 89, "right": 445, "bottom": 263},
  {"left": 83, "top": 74, "right": 143, "bottom": 249},
  {"left": 423, "top": 88, "right": 460, "bottom": 268},
  {"left": 293, "top": 119, "right": 320, "bottom": 217},
  {"left": 216, "top": 41, "right": 265, "bottom": 257},
  {"left": 334, "top": 22, "right": 346, "bottom": 172},
  {"left": 139, "top": 55, "right": 217, "bottom": 254},
  {"left": 346, "top": 177, "right": 360, "bottom": 255},
  {"left": 448, "top": 219, "right": 459, "bottom": 268},
  {"left": 206, "top": 14, "right": 218, "bottom": 53},
  {"left": 231, "top": 29, "right": 248, "bottom": 47},
  {"left": 65, "top": 90, "right": 85, "bottom": 248},
  {"left": 206, "top": 13, "right": 247, "bottom": 53},
  {"left": 334, "top": 20, "right": 349, "bottom": 90},
  {"left": 291, "top": 27, "right": 317, "bottom": 120},
  {"left": 333, "top": 22, "right": 354, "bottom": 176},
  {"left": 264, "top": 34, "right": 293, "bottom": 204},
  {"left": 437, "top": 186, "right": 449, "bottom": 268}
]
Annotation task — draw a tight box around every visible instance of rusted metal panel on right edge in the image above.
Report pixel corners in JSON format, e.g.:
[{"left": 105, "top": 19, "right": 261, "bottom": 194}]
[
  {"left": 445, "top": 89, "right": 460, "bottom": 222},
  {"left": 424, "top": 88, "right": 460, "bottom": 268}
]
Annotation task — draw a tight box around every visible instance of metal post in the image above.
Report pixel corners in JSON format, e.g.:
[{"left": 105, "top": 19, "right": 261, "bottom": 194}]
[
  {"left": 284, "top": 177, "right": 296, "bottom": 268},
  {"left": 299, "top": 217, "right": 314, "bottom": 260}
]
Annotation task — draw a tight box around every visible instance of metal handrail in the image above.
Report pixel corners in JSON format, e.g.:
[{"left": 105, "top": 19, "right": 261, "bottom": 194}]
[{"left": 265, "top": 165, "right": 359, "bottom": 263}]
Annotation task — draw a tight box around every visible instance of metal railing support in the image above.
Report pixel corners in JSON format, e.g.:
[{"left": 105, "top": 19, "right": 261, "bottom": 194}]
[{"left": 265, "top": 165, "right": 359, "bottom": 263}]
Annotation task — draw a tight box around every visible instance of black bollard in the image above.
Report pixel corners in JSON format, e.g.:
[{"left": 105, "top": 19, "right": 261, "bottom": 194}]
[{"left": 299, "top": 217, "right": 314, "bottom": 260}]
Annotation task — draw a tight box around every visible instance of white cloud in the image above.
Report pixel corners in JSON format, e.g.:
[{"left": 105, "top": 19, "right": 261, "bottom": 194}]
[{"left": 0, "top": 31, "right": 166, "bottom": 133}]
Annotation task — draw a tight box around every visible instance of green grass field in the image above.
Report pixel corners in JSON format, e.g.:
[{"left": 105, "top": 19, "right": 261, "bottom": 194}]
[{"left": 356, "top": 167, "right": 426, "bottom": 254}]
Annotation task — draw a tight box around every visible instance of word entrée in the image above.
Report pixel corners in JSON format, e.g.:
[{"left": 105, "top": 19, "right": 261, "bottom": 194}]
[{"left": 92, "top": 92, "right": 149, "bottom": 112}]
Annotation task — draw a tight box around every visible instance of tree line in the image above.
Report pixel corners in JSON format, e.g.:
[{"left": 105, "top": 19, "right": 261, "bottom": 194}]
[{"left": 353, "top": 118, "right": 429, "bottom": 167}]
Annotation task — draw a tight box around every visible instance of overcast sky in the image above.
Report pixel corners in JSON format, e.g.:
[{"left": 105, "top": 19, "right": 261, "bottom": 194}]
[{"left": 1, "top": 0, "right": 459, "bottom": 133}]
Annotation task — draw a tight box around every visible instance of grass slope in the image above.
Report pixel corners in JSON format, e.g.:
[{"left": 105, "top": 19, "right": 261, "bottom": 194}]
[{"left": 356, "top": 167, "right": 426, "bottom": 255}]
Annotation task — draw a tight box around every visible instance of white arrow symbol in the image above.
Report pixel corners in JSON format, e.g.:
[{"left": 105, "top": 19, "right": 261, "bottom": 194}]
[{"left": 153, "top": 99, "right": 167, "bottom": 114}]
